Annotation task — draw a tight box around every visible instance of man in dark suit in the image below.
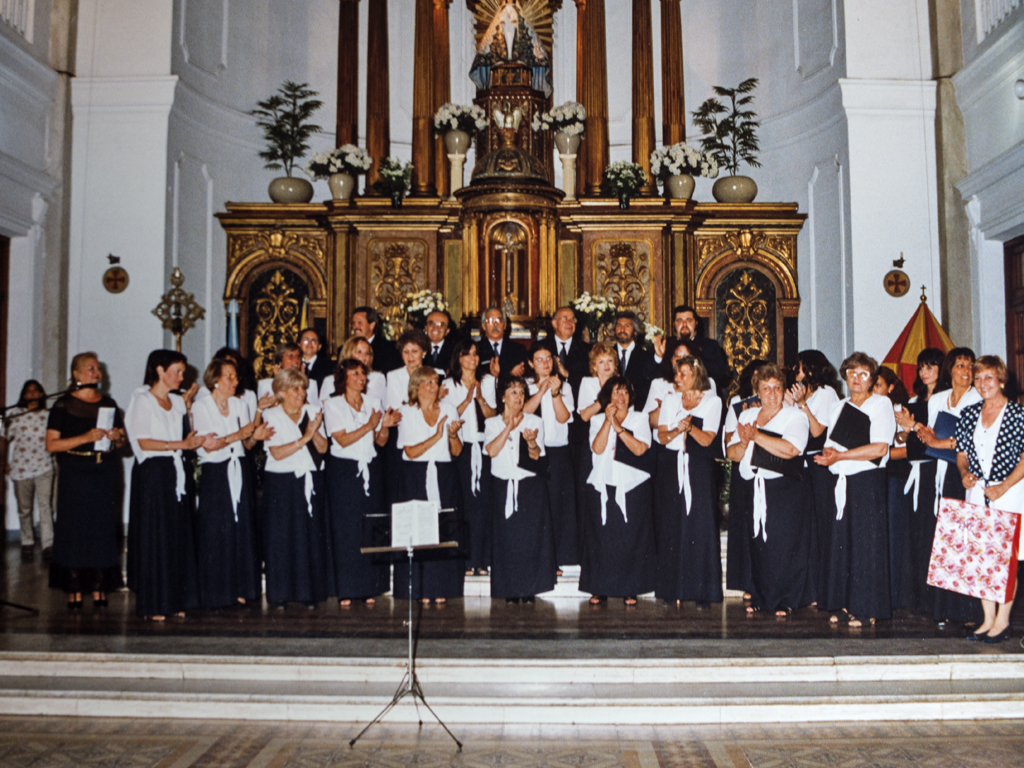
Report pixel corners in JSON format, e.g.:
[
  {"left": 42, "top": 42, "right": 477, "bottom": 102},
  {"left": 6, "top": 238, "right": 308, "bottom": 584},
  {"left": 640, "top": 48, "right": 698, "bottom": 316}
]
[
  {"left": 298, "top": 328, "right": 334, "bottom": 390},
  {"left": 425, "top": 310, "right": 457, "bottom": 371},
  {"left": 614, "top": 310, "right": 658, "bottom": 408},
  {"left": 351, "top": 306, "right": 401, "bottom": 373},
  {"left": 664, "top": 304, "right": 732, "bottom": 394},
  {"left": 541, "top": 307, "right": 591, "bottom": 407},
  {"left": 477, "top": 306, "right": 529, "bottom": 382}
]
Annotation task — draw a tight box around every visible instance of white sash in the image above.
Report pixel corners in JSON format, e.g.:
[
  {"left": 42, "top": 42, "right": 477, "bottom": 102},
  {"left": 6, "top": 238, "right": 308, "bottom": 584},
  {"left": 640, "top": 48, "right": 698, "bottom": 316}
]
[
  {"left": 903, "top": 462, "right": 921, "bottom": 512},
  {"left": 752, "top": 473, "right": 768, "bottom": 541},
  {"left": 834, "top": 473, "right": 847, "bottom": 521},
  {"left": 173, "top": 451, "right": 186, "bottom": 501}
]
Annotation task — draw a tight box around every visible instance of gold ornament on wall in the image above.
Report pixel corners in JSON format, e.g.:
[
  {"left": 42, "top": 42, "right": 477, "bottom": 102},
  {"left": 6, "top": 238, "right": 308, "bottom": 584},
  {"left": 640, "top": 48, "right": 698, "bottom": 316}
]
[
  {"left": 721, "top": 270, "right": 771, "bottom": 371},
  {"left": 595, "top": 241, "right": 650, "bottom": 323},
  {"left": 370, "top": 241, "right": 425, "bottom": 324},
  {"left": 252, "top": 269, "right": 301, "bottom": 379},
  {"left": 152, "top": 267, "right": 205, "bottom": 353}
]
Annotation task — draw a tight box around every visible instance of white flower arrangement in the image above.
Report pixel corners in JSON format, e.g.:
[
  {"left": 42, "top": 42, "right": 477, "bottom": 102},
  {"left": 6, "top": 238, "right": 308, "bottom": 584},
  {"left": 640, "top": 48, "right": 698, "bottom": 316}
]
[
  {"left": 649, "top": 142, "right": 719, "bottom": 181},
  {"left": 304, "top": 144, "right": 372, "bottom": 179},
  {"left": 532, "top": 101, "right": 586, "bottom": 135},
  {"left": 401, "top": 289, "right": 447, "bottom": 327},
  {"left": 644, "top": 323, "right": 664, "bottom": 344},
  {"left": 604, "top": 161, "right": 647, "bottom": 198},
  {"left": 570, "top": 292, "right": 616, "bottom": 339},
  {"left": 373, "top": 157, "right": 413, "bottom": 197},
  {"left": 433, "top": 103, "right": 488, "bottom": 134}
]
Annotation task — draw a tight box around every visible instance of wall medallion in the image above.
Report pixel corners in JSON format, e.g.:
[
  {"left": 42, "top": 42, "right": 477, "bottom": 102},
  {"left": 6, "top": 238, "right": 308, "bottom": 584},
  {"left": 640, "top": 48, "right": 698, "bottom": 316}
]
[
  {"left": 102, "top": 267, "right": 129, "bottom": 294},
  {"left": 884, "top": 269, "right": 910, "bottom": 298}
]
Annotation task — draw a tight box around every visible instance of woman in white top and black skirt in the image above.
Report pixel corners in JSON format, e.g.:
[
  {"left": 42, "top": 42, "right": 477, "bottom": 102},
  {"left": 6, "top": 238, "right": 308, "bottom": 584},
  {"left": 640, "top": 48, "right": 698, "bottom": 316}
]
[
  {"left": 191, "top": 358, "right": 271, "bottom": 609},
  {"left": 785, "top": 350, "right": 841, "bottom": 608},
  {"left": 728, "top": 363, "right": 811, "bottom": 617},
  {"left": 655, "top": 356, "right": 724, "bottom": 608},
  {"left": 580, "top": 375, "right": 655, "bottom": 606},
  {"left": 319, "top": 336, "right": 388, "bottom": 405},
  {"left": 815, "top": 352, "right": 896, "bottom": 627},
  {"left": 126, "top": 350, "right": 205, "bottom": 620},
  {"left": 442, "top": 339, "right": 495, "bottom": 577},
  {"left": 525, "top": 343, "right": 577, "bottom": 571},
  {"left": 261, "top": 368, "right": 330, "bottom": 608},
  {"left": 956, "top": 356, "right": 1024, "bottom": 643},
  {"left": 323, "top": 358, "right": 397, "bottom": 606},
  {"left": 394, "top": 365, "right": 465, "bottom": 603},
  {"left": 486, "top": 375, "right": 556, "bottom": 603}
]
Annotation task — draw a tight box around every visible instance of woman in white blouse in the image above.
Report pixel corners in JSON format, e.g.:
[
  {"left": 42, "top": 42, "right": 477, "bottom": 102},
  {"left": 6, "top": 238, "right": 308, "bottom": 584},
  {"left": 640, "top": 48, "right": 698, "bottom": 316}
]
[
  {"left": 485, "top": 375, "right": 556, "bottom": 603},
  {"left": 261, "top": 368, "right": 330, "bottom": 609},
  {"left": 319, "top": 336, "right": 388, "bottom": 405},
  {"left": 655, "top": 357, "right": 723, "bottom": 608},
  {"left": 192, "top": 358, "right": 272, "bottom": 609},
  {"left": 323, "top": 358, "right": 397, "bottom": 607},
  {"left": 394, "top": 365, "right": 465, "bottom": 603},
  {"left": 814, "top": 353, "right": 896, "bottom": 627},
  {"left": 580, "top": 376, "right": 655, "bottom": 606},
  {"left": 384, "top": 329, "right": 431, "bottom": 510},
  {"left": 126, "top": 349, "right": 206, "bottom": 621},
  {"left": 785, "top": 350, "right": 841, "bottom": 609},
  {"left": 727, "top": 364, "right": 811, "bottom": 617},
  {"left": 525, "top": 343, "right": 577, "bottom": 572},
  {"left": 442, "top": 339, "right": 495, "bottom": 577},
  {"left": 575, "top": 342, "right": 619, "bottom": 552}
]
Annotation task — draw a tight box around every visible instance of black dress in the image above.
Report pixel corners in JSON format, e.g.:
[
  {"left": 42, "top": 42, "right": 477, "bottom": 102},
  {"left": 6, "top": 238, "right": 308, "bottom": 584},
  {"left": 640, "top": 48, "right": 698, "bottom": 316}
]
[
  {"left": 485, "top": 413, "right": 556, "bottom": 599},
  {"left": 528, "top": 381, "right": 578, "bottom": 566},
  {"left": 125, "top": 391, "right": 200, "bottom": 617},
  {"left": 443, "top": 381, "right": 492, "bottom": 572},
  {"left": 579, "top": 410, "right": 656, "bottom": 598},
  {"left": 654, "top": 391, "right": 724, "bottom": 604},
  {"left": 47, "top": 394, "right": 124, "bottom": 594}
]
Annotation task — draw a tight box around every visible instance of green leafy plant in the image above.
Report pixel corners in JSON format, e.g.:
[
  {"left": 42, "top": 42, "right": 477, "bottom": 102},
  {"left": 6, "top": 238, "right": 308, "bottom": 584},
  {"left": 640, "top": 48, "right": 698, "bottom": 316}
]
[
  {"left": 373, "top": 157, "right": 414, "bottom": 197},
  {"left": 251, "top": 81, "right": 323, "bottom": 177},
  {"left": 692, "top": 77, "right": 761, "bottom": 176}
]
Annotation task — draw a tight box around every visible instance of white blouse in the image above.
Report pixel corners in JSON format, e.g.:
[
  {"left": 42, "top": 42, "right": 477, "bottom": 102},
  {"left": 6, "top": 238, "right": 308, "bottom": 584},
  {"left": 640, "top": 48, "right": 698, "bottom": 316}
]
[
  {"left": 263, "top": 404, "right": 322, "bottom": 475},
  {"left": 479, "top": 374, "right": 498, "bottom": 410},
  {"left": 441, "top": 379, "right": 484, "bottom": 442},
  {"left": 658, "top": 390, "right": 723, "bottom": 452},
  {"left": 587, "top": 409, "right": 652, "bottom": 525},
  {"left": 527, "top": 380, "right": 574, "bottom": 447},
  {"left": 125, "top": 390, "right": 189, "bottom": 500},
  {"left": 193, "top": 395, "right": 249, "bottom": 464},
  {"left": 805, "top": 385, "right": 839, "bottom": 451},
  {"left": 257, "top": 377, "right": 319, "bottom": 408},
  {"left": 642, "top": 378, "right": 675, "bottom": 415},
  {"left": 484, "top": 412, "right": 546, "bottom": 517},
  {"left": 823, "top": 393, "right": 896, "bottom": 520},
  {"left": 577, "top": 376, "right": 602, "bottom": 414},
  {"left": 320, "top": 370, "right": 386, "bottom": 406},
  {"left": 195, "top": 387, "right": 258, "bottom": 422},
  {"left": 322, "top": 394, "right": 382, "bottom": 495},
  {"left": 397, "top": 402, "right": 460, "bottom": 464},
  {"left": 928, "top": 386, "right": 983, "bottom": 426}
]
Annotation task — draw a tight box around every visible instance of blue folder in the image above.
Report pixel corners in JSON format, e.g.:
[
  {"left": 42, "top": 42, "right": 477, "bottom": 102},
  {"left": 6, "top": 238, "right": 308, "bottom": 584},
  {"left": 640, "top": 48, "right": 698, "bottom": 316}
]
[{"left": 924, "top": 410, "right": 959, "bottom": 464}]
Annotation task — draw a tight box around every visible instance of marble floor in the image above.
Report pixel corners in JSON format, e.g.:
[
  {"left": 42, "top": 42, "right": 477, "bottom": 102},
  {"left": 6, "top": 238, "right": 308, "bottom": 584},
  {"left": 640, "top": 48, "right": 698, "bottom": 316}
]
[{"left": 0, "top": 716, "right": 1022, "bottom": 767}]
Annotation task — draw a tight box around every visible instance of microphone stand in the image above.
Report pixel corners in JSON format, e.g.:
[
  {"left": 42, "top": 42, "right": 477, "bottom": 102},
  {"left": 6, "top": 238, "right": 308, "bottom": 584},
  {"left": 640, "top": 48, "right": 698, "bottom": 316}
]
[{"left": 0, "top": 385, "right": 99, "bottom": 616}]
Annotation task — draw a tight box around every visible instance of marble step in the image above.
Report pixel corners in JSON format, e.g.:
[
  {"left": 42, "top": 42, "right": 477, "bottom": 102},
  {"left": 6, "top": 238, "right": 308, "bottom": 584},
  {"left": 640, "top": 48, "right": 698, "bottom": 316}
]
[{"left": 0, "top": 652, "right": 1021, "bottom": 724}]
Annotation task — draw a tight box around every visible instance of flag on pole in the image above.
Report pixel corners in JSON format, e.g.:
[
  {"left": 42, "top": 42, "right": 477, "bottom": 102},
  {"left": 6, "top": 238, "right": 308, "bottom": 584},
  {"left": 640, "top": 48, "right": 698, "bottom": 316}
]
[{"left": 882, "top": 290, "right": 954, "bottom": 394}]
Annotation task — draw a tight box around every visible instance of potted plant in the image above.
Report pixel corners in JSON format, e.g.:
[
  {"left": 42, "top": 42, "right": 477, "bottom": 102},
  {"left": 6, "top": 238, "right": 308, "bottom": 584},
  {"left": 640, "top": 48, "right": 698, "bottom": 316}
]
[
  {"left": 532, "top": 101, "right": 586, "bottom": 154},
  {"left": 604, "top": 161, "right": 647, "bottom": 209},
  {"left": 692, "top": 77, "right": 762, "bottom": 203},
  {"left": 373, "top": 157, "right": 414, "bottom": 207},
  {"left": 649, "top": 142, "right": 719, "bottom": 201},
  {"left": 251, "top": 81, "right": 323, "bottom": 203},
  {"left": 305, "top": 145, "right": 372, "bottom": 201},
  {"left": 401, "top": 290, "right": 447, "bottom": 330},
  {"left": 434, "top": 103, "right": 488, "bottom": 156}
]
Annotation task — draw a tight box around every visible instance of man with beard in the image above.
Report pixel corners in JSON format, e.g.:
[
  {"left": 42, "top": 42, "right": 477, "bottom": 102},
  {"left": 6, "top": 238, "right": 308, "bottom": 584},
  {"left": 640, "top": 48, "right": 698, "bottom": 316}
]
[
  {"left": 662, "top": 305, "right": 732, "bottom": 395},
  {"left": 613, "top": 311, "right": 658, "bottom": 407}
]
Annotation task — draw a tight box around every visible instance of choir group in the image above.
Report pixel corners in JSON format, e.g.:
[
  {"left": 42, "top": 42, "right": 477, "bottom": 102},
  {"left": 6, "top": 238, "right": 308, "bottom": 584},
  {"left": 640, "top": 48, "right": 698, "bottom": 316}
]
[{"left": 34, "top": 303, "right": 1024, "bottom": 640}]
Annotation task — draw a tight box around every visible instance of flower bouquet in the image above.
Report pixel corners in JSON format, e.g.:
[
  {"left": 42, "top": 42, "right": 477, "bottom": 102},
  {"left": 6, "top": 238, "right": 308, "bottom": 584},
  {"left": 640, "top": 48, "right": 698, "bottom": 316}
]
[
  {"left": 401, "top": 290, "right": 447, "bottom": 329},
  {"left": 604, "top": 161, "right": 647, "bottom": 208},
  {"left": 433, "top": 103, "right": 488, "bottom": 135},
  {"left": 532, "top": 101, "right": 586, "bottom": 136},
  {"left": 643, "top": 322, "right": 664, "bottom": 349},
  {"left": 373, "top": 157, "right": 413, "bottom": 207},
  {"left": 570, "top": 292, "right": 616, "bottom": 341},
  {"left": 305, "top": 145, "right": 372, "bottom": 179},
  {"left": 649, "top": 143, "right": 719, "bottom": 181}
]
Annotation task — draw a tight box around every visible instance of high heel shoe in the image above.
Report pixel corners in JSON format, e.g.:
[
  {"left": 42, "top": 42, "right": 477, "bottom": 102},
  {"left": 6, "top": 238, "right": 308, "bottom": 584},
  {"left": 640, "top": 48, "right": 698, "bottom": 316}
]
[
  {"left": 67, "top": 596, "right": 82, "bottom": 610},
  {"left": 93, "top": 592, "right": 108, "bottom": 608},
  {"left": 982, "top": 626, "right": 1012, "bottom": 644}
]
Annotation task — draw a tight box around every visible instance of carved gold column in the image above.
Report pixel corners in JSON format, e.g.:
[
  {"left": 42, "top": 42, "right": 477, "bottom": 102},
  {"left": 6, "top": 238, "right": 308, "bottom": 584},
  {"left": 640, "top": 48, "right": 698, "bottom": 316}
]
[
  {"left": 660, "top": 0, "right": 686, "bottom": 145},
  {"left": 578, "top": 0, "right": 609, "bottom": 196},
  {"left": 433, "top": 0, "right": 452, "bottom": 199},
  {"left": 632, "top": 0, "right": 657, "bottom": 195},
  {"left": 574, "top": 0, "right": 588, "bottom": 199},
  {"left": 336, "top": 0, "right": 360, "bottom": 147},
  {"left": 365, "top": 0, "right": 390, "bottom": 195},
  {"left": 411, "top": 0, "right": 437, "bottom": 197},
  {"left": 462, "top": 214, "right": 480, "bottom": 317}
]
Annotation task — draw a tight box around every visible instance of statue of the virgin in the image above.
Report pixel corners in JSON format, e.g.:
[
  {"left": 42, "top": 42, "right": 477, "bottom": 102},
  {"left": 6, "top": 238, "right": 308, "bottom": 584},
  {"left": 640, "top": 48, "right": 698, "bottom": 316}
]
[{"left": 469, "top": 0, "right": 553, "bottom": 97}]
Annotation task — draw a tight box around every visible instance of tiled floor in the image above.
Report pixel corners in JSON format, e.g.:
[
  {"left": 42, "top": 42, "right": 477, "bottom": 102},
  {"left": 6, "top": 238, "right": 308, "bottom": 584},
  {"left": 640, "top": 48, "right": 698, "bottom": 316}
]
[{"left": 0, "top": 717, "right": 1022, "bottom": 767}]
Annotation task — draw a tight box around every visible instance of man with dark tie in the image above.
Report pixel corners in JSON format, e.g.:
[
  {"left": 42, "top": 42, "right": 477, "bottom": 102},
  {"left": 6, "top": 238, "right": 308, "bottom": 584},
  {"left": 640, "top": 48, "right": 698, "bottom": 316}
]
[
  {"left": 425, "top": 310, "right": 456, "bottom": 371},
  {"left": 541, "top": 307, "right": 590, "bottom": 407},
  {"left": 614, "top": 310, "right": 658, "bottom": 407},
  {"left": 664, "top": 304, "right": 732, "bottom": 394},
  {"left": 477, "top": 306, "right": 529, "bottom": 381},
  {"left": 298, "top": 328, "right": 334, "bottom": 390},
  {"left": 351, "top": 305, "right": 401, "bottom": 373}
]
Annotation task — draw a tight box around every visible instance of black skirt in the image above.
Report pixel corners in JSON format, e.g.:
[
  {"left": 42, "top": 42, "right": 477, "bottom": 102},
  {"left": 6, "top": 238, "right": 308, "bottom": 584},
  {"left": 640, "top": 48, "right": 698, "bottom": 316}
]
[
  {"left": 490, "top": 474, "right": 556, "bottom": 598},
  {"left": 546, "top": 444, "right": 579, "bottom": 566},
  {"left": 195, "top": 459, "right": 261, "bottom": 608},
  {"left": 392, "top": 461, "right": 465, "bottom": 600},
  {"left": 746, "top": 470, "right": 813, "bottom": 612},
  {"left": 579, "top": 477, "right": 655, "bottom": 598},
  {"left": 807, "top": 460, "right": 837, "bottom": 607},
  {"left": 325, "top": 454, "right": 390, "bottom": 600},
  {"left": 907, "top": 460, "right": 939, "bottom": 614},
  {"left": 653, "top": 444, "right": 723, "bottom": 603},
  {"left": 725, "top": 458, "right": 753, "bottom": 594},
  {"left": 887, "top": 460, "right": 914, "bottom": 611},
  {"left": 49, "top": 454, "right": 123, "bottom": 593},
  {"left": 453, "top": 445, "right": 492, "bottom": 571},
  {"left": 128, "top": 457, "right": 200, "bottom": 618},
  {"left": 262, "top": 469, "right": 332, "bottom": 605}
]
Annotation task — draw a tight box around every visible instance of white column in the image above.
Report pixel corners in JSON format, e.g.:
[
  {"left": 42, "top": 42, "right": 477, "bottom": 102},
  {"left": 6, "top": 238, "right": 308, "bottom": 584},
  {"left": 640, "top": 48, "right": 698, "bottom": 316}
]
[{"left": 965, "top": 196, "right": 1008, "bottom": 357}]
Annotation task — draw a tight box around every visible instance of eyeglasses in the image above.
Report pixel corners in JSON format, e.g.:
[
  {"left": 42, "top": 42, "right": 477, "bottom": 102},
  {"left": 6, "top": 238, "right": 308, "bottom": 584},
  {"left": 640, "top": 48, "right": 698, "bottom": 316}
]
[
  {"left": 483, "top": 318, "right": 503, "bottom": 326},
  {"left": 848, "top": 370, "right": 872, "bottom": 380},
  {"left": 427, "top": 321, "right": 447, "bottom": 328}
]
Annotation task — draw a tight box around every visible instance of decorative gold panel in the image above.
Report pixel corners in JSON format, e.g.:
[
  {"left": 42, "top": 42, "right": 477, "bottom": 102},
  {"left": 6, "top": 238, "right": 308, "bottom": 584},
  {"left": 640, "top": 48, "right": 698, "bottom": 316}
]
[
  {"left": 720, "top": 269, "right": 773, "bottom": 373},
  {"left": 368, "top": 239, "right": 427, "bottom": 322},
  {"left": 593, "top": 239, "right": 652, "bottom": 323},
  {"left": 225, "top": 229, "right": 328, "bottom": 302},
  {"left": 250, "top": 268, "right": 305, "bottom": 379}
]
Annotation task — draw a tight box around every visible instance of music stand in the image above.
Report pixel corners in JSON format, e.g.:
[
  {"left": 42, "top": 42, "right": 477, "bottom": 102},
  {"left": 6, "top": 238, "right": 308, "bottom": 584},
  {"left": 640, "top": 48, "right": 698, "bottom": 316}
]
[{"left": 349, "top": 507, "right": 462, "bottom": 751}]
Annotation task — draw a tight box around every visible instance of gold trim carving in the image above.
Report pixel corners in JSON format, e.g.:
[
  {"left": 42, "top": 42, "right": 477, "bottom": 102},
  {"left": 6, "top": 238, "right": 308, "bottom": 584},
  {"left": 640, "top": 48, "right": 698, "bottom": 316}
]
[
  {"left": 720, "top": 269, "right": 772, "bottom": 373},
  {"left": 694, "top": 228, "right": 798, "bottom": 302},
  {"left": 225, "top": 229, "right": 328, "bottom": 302},
  {"left": 251, "top": 269, "right": 302, "bottom": 379},
  {"left": 368, "top": 239, "right": 427, "bottom": 322},
  {"left": 593, "top": 239, "right": 652, "bottom": 323}
]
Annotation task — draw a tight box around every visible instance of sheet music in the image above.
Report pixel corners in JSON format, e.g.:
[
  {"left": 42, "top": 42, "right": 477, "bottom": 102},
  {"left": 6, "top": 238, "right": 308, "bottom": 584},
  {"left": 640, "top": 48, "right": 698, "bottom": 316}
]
[
  {"left": 94, "top": 407, "right": 115, "bottom": 451},
  {"left": 391, "top": 500, "right": 440, "bottom": 548}
]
